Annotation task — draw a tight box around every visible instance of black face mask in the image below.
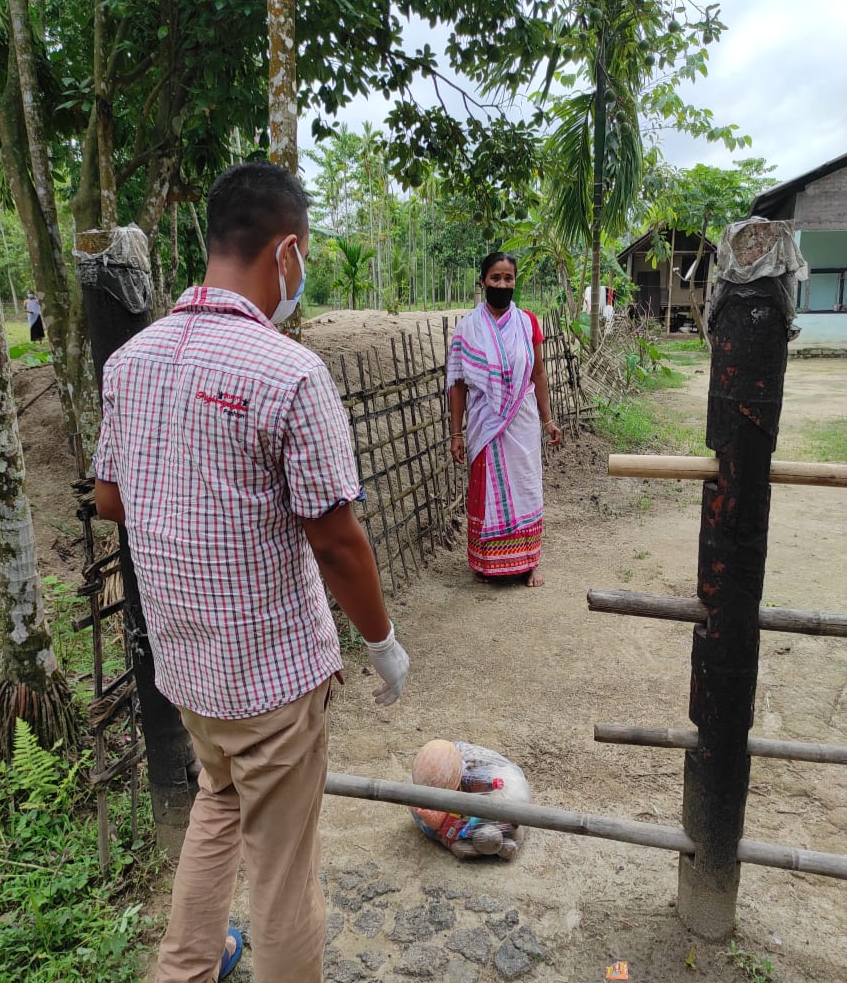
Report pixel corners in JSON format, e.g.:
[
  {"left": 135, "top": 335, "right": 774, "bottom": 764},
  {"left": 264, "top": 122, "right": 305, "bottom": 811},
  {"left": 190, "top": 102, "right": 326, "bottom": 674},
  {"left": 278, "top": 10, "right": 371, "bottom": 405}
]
[{"left": 485, "top": 285, "right": 514, "bottom": 309}]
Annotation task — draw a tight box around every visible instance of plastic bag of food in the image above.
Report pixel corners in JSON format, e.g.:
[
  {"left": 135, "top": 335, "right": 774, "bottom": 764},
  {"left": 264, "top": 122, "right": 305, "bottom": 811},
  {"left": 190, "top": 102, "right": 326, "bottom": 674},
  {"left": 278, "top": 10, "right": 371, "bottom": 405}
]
[{"left": 409, "top": 739, "right": 533, "bottom": 861}]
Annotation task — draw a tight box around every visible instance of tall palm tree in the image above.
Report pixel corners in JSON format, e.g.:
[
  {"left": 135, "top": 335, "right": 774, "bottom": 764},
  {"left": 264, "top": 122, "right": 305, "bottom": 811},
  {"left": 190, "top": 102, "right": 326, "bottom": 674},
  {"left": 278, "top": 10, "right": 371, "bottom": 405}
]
[
  {"left": 537, "top": 2, "right": 736, "bottom": 350},
  {"left": 332, "top": 238, "right": 375, "bottom": 310},
  {"left": 546, "top": 4, "right": 647, "bottom": 350}
]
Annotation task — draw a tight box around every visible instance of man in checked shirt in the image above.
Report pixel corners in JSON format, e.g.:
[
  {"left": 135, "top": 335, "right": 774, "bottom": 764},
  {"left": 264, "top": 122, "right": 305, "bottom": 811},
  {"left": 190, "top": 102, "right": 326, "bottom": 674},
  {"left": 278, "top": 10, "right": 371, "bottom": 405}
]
[{"left": 93, "top": 162, "right": 410, "bottom": 983}]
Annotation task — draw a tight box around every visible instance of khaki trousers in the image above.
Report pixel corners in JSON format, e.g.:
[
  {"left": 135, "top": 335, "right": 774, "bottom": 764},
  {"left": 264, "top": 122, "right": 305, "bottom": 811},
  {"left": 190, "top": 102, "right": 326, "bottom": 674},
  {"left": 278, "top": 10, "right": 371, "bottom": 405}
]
[{"left": 155, "top": 679, "right": 331, "bottom": 983}]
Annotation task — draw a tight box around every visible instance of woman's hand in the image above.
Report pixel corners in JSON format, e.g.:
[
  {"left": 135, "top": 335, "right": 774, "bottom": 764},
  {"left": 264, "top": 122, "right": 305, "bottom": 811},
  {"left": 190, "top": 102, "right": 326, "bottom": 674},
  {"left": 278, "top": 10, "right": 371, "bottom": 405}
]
[
  {"left": 450, "top": 435, "right": 466, "bottom": 465},
  {"left": 544, "top": 421, "right": 563, "bottom": 448}
]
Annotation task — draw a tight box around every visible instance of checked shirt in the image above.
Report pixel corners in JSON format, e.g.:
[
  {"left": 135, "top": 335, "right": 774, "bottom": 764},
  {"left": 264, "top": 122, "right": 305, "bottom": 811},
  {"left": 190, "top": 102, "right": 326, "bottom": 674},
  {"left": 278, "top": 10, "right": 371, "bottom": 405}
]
[{"left": 94, "top": 287, "right": 362, "bottom": 719}]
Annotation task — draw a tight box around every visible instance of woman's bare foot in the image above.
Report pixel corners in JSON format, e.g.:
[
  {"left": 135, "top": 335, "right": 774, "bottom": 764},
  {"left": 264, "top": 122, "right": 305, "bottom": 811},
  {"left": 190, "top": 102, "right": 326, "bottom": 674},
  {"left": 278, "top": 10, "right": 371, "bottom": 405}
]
[
  {"left": 525, "top": 568, "right": 545, "bottom": 588},
  {"left": 474, "top": 571, "right": 489, "bottom": 583}
]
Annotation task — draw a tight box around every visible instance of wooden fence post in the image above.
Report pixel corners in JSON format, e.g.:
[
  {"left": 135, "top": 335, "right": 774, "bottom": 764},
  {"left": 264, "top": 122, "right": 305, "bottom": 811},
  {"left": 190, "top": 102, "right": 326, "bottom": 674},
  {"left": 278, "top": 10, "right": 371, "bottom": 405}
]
[{"left": 677, "top": 218, "right": 806, "bottom": 939}]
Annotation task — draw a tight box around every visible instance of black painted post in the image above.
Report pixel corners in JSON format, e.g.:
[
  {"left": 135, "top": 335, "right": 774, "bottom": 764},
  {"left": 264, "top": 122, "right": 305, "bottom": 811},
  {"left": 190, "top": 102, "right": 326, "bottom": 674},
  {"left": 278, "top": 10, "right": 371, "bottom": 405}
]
[
  {"left": 677, "top": 219, "right": 805, "bottom": 939},
  {"left": 77, "top": 227, "right": 198, "bottom": 858}
]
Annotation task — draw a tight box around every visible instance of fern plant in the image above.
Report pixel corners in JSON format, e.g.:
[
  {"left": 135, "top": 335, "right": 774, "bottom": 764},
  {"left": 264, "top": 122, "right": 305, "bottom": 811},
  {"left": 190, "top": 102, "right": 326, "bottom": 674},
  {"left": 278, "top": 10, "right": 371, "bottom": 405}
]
[{"left": 0, "top": 719, "right": 156, "bottom": 982}]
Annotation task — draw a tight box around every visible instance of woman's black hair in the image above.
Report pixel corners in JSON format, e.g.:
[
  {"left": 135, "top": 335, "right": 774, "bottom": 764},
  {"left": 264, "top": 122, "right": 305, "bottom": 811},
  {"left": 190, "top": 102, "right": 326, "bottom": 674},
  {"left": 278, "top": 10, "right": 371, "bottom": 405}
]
[{"left": 479, "top": 251, "right": 518, "bottom": 281}]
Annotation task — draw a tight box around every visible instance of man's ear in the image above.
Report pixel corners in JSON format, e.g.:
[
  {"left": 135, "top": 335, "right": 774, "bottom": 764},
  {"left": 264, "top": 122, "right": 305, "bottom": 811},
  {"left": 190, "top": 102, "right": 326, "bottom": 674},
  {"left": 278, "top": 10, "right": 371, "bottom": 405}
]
[{"left": 279, "top": 234, "right": 299, "bottom": 272}]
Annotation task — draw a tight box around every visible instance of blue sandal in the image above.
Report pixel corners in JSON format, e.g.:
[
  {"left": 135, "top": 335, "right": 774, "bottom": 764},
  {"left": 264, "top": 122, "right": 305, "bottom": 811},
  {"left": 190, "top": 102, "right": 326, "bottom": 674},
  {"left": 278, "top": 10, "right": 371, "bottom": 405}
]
[{"left": 220, "top": 926, "right": 243, "bottom": 980}]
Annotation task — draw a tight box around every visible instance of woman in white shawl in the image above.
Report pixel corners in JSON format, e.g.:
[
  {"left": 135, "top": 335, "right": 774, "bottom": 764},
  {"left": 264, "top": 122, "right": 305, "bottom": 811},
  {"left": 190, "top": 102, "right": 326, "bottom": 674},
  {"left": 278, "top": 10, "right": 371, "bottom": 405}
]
[{"left": 447, "top": 252, "right": 562, "bottom": 587}]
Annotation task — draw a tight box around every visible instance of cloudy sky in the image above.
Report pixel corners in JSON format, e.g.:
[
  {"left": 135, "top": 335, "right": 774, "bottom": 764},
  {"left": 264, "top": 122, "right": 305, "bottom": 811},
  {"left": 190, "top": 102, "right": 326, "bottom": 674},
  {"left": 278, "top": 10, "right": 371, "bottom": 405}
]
[{"left": 301, "top": 0, "right": 847, "bottom": 187}]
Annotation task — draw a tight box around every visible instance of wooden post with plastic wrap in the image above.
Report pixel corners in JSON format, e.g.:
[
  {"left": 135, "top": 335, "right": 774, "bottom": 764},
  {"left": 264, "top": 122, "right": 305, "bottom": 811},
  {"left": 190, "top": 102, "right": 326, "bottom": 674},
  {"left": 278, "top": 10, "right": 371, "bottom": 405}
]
[
  {"left": 76, "top": 226, "right": 198, "bottom": 857},
  {"left": 677, "top": 218, "right": 807, "bottom": 939}
]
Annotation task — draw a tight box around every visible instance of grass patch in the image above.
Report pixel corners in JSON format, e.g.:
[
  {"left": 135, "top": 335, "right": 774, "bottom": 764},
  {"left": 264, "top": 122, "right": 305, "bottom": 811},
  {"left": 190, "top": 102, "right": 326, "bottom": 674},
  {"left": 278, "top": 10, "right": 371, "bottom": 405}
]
[
  {"left": 302, "top": 303, "right": 335, "bottom": 320},
  {"left": 42, "top": 577, "right": 125, "bottom": 699},
  {"left": 658, "top": 338, "right": 707, "bottom": 353},
  {"left": 795, "top": 418, "right": 847, "bottom": 462},
  {"left": 0, "top": 582, "right": 163, "bottom": 982},
  {"left": 4, "top": 317, "right": 30, "bottom": 348},
  {"left": 656, "top": 338, "right": 711, "bottom": 367},
  {"left": 593, "top": 395, "right": 709, "bottom": 456},
  {"left": 637, "top": 368, "right": 688, "bottom": 391},
  {"left": 0, "top": 720, "right": 162, "bottom": 983}
]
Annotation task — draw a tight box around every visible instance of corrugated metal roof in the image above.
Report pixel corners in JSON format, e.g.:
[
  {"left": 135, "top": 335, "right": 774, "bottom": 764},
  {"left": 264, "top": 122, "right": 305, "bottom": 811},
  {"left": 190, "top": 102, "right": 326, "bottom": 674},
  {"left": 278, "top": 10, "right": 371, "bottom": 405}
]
[{"left": 749, "top": 153, "right": 847, "bottom": 218}]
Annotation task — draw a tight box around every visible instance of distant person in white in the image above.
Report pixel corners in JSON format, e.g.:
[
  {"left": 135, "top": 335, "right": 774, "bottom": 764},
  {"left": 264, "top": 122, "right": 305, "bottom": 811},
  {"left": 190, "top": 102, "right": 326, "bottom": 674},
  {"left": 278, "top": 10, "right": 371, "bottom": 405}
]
[{"left": 24, "top": 290, "right": 45, "bottom": 342}]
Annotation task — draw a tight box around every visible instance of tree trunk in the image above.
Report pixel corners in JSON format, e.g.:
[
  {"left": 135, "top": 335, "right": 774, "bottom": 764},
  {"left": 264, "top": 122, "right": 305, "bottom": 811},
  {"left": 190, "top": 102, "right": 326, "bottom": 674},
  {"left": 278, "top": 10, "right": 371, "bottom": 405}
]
[
  {"left": 78, "top": 227, "right": 198, "bottom": 857},
  {"left": 0, "top": 307, "right": 79, "bottom": 761},
  {"left": 665, "top": 226, "right": 676, "bottom": 334},
  {"left": 94, "top": 0, "right": 118, "bottom": 228},
  {"left": 688, "top": 218, "right": 708, "bottom": 342},
  {"left": 589, "top": 40, "right": 607, "bottom": 351},
  {"left": 422, "top": 212, "right": 428, "bottom": 311},
  {"left": 7, "top": 0, "right": 64, "bottom": 285},
  {"left": 268, "top": 0, "right": 302, "bottom": 341},
  {"left": 164, "top": 200, "right": 179, "bottom": 303},
  {"left": 1, "top": 16, "right": 73, "bottom": 429},
  {"left": 268, "top": 0, "right": 298, "bottom": 174},
  {"left": 188, "top": 201, "right": 208, "bottom": 264}
]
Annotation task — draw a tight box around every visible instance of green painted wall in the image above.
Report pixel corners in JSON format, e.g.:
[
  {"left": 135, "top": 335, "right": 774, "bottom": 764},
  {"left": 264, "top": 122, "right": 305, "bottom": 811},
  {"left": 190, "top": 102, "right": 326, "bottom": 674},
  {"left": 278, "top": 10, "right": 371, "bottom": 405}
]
[{"left": 798, "top": 230, "right": 847, "bottom": 268}]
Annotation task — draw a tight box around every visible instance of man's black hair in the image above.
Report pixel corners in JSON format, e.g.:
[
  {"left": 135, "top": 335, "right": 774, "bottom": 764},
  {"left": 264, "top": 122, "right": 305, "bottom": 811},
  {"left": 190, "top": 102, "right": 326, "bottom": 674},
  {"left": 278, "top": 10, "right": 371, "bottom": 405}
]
[{"left": 207, "top": 162, "right": 310, "bottom": 262}]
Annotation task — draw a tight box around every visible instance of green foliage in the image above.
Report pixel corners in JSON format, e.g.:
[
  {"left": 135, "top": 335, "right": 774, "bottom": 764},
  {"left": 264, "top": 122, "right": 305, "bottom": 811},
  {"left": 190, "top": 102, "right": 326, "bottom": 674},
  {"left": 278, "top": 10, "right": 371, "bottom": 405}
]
[
  {"left": 564, "top": 311, "right": 592, "bottom": 346},
  {"left": 41, "top": 576, "right": 124, "bottom": 691},
  {"left": 331, "top": 238, "right": 375, "bottom": 310},
  {"left": 621, "top": 336, "right": 675, "bottom": 388},
  {"left": 726, "top": 941, "right": 776, "bottom": 983},
  {"left": 533, "top": 2, "right": 746, "bottom": 243},
  {"left": 8, "top": 341, "right": 53, "bottom": 365},
  {"left": 0, "top": 720, "right": 157, "bottom": 983},
  {"left": 637, "top": 158, "right": 779, "bottom": 254},
  {"left": 0, "top": 209, "right": 35, "bottom": 305}
]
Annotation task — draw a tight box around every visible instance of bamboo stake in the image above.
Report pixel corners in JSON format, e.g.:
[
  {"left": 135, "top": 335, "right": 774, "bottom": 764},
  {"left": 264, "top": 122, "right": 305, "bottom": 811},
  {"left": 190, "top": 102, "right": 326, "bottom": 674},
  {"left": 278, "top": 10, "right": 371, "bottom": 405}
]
[
  {"left": 594, "top": 723, "right": 847, "bottom": 765},
  {"left": 370, "top": 348, "right": 415, "bottom": 583},
  {"left": 416, "top": 322, "right": 448, "bottom": 548},
  {"left": 403, "top": 332, "right": 432, "bottom": 559},
  {"left": 587, "top": 589, "right": 847, "bottom": 638},
  {"left": 363, "top": 350, "right": 409, "bottom": 588},
  {"left": 398, "top": 334, "right": 427, "bottom": 561},
  {"left": 323, "top": 773, "right": 847, "bottom": 880},
  {"left": 609, "top": 454, "right": 847, "bottom": 488}
]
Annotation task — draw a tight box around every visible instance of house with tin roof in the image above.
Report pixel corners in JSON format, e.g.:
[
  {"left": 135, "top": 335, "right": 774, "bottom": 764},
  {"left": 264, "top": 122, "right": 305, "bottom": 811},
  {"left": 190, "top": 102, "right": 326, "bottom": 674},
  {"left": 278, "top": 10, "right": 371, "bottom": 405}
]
[{"left": 750, "top": 153, "right": 847, "bottom": 350}]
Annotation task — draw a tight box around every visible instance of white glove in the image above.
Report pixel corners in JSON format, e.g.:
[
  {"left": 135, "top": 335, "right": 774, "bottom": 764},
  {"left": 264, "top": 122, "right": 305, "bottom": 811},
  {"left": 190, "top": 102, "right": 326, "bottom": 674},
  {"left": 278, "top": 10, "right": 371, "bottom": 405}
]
[{"left": 365, "top": 622, "right": 409, "bottom": 707}]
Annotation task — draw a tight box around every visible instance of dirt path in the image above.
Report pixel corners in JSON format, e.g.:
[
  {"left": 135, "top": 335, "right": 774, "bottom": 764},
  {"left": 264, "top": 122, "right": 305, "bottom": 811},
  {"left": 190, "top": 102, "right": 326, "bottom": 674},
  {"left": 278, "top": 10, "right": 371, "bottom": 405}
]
[
  {"left": 306, "top": 355, "right": 846, "bottom": 983},
  {"left": 13, "top": 328, "right": 844, "bottom": 982}
]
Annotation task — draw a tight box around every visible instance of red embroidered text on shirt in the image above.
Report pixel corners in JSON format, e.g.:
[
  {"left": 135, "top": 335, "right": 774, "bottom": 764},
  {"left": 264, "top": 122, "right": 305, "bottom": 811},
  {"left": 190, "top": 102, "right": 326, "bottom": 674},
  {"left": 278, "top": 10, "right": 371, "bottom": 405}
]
[{"left": 196, "top": 389, "right": 250, "bottom": 415}]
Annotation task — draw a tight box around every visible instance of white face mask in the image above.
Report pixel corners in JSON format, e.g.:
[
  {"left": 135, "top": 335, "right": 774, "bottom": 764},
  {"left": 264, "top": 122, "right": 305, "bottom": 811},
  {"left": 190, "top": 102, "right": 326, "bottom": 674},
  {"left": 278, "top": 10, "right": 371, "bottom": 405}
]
[{"left": 271, "top": 240, "right": 306, "bottom": 324}]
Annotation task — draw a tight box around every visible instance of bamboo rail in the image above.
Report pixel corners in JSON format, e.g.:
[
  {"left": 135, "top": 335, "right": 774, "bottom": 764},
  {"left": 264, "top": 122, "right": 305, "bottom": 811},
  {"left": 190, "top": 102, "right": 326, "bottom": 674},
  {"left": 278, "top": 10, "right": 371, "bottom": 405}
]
[
  {"left": 323, "top": 773, "right": 847, "bottom": 880},
  {"left": 586, "top": 589, "right": 847, "bottom": 638},
  {"left": 608, "top": 454, "right": 847, "bottom": 487},
  {"left": 593, "top": 723, "right": 847, "bottom": 765}
]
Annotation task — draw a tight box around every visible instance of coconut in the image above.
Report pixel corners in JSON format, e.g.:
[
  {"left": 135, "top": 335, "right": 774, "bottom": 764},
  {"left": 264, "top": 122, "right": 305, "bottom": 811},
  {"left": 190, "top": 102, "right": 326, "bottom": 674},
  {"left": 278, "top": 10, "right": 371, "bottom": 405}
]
[{"left": 411, "top": 739, "right": 463, "bottom": 790}]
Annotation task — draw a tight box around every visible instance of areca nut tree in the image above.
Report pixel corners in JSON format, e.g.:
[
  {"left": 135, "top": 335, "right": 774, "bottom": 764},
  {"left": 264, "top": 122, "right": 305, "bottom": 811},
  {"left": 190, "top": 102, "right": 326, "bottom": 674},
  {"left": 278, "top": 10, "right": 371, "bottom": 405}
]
[
  {"left": 333, "top": 238, "right": 375, "bottom": 310},
  {"left": 545, "top": 1, "right": 751, "bottom": 349},
  {"left": 460, "top": 1, "right": 750, "bottom": 350}
]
